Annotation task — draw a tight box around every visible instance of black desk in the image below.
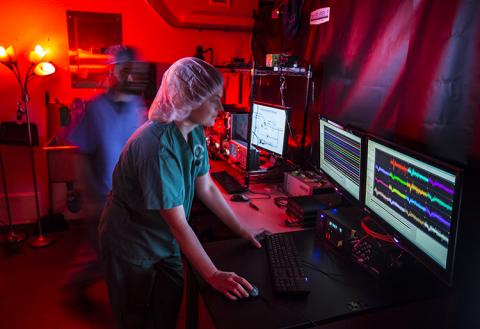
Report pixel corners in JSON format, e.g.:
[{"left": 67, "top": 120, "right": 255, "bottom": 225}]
[{"left": 187, "top": 229, "right": 452, "bottom": 329}]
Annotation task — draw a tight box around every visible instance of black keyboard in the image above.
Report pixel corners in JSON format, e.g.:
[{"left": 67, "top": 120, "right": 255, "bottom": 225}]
[
  {"left": 265, "top": 233, "right": 310, "bottom": 295},
  {"left": 211, "top": 170, "right": 245, "bottom": 194}
]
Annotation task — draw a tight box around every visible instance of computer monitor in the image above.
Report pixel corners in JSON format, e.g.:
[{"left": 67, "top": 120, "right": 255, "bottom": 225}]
[
  {"left": 230, "top": 112, "right": 249, "bottom": 142},
  {"left": 364, "top": 136, "right": 463, "bottom": 285},
  {"left": 250, "top": 102, "right": 290, "bottom": 157},
  {"left": 319, "top": 117, "right": 363, "bottom": 203}
]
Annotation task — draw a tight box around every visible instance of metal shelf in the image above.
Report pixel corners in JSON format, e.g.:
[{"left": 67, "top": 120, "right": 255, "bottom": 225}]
[
  {"left": 254, "top": 66, "right": 312, "bottom": 78},
  {"left": 215, "top": 65, "right": 251, "bottom": 73},
  {"left": 215, "top": 65, "right": 312, "bottom": 77}
]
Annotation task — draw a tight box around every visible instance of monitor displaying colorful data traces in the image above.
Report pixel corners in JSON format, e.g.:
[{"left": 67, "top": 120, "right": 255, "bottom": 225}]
[
  {"left": 319, "top": 117, "right": 363, "bottom": 202},
  {"left": 364, "top": 136, "right": 463, "bottom": 284}
]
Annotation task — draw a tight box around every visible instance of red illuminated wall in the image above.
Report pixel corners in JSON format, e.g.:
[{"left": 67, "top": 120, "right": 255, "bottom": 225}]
[{"left": 0, "top": 0, "right": 253, "bottom": 223}]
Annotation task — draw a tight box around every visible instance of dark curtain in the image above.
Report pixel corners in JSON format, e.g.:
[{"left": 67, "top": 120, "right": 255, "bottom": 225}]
[
  {"left": 252, "top": 2, "right": 480, "bottom": 326},
  {"left": 253, "top": 0, "right": 480, "bottom": 166}
]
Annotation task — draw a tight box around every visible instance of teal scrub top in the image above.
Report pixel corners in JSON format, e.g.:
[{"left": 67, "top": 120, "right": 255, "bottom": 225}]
[{"left": 98, "top": 120, "right": 210, "bottom": 266}]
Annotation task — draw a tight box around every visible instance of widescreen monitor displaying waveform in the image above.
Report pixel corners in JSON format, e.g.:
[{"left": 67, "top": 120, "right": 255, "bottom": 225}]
[
  {"left": 364, "top": 137, "right": 463, "bottom": 284},
  {"left": 250, "top": 102, "right": 290, "bottom": 157},
  {"left": 319, "top": 117, "right": 363, "bottom": 202}
]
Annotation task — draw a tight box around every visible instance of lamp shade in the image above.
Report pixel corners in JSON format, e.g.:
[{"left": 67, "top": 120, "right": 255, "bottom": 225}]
[
  {"left": 34, "top": 62, "right": 55, "bottom": 76},
  {"left": 0, "top": 46, "right": 6, "bottom": 60},
  {"left": 0, "top": 45, "right": 16, "bottom": 63},
  {"left": 29, "top": 45, "right": 47, "bottom": 63}
]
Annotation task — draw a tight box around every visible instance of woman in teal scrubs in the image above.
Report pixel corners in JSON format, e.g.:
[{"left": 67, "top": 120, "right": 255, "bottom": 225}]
[{"left": 99, "top": 57, "right": 265, "bottom": 329}]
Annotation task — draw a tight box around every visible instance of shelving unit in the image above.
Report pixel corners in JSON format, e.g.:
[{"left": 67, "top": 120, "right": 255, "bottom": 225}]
[{"left": 244, "top": 65, "right": 313, "bottom": 187}]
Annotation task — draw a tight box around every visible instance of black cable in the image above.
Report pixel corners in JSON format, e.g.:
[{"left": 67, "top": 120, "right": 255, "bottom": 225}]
[
  {"left": 301, "top": 260, "right": 359, "bottom": 287},
  {"left": 245, "top": 188, "right": 271, "bottom": 200},
  {"left": 301, "top": 260, "right": 344, "bottom": 279}
]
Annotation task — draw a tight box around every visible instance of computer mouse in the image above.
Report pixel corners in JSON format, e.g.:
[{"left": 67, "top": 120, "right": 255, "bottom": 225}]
[
  {"left": 249, "top": 285, "right": 259, "bottom": 298},
  {"left": 230, "top": 194, "right": 249, "bottom": 202},
  {"left": 255, "top": 231, "right": 272, "bottom": 242}
]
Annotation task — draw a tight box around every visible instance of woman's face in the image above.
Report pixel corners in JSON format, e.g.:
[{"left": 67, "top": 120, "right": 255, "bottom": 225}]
[{"left": 189, "top": 88, "right": 224, "bottom": 127}]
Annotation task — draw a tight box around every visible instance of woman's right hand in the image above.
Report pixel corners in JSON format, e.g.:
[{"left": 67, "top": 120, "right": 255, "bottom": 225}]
[{"left": 207, "top": 270, "right": 253, "bottom": 300}]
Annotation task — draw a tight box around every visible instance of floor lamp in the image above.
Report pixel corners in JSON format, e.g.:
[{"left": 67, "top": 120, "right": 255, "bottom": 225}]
[{"left": 0, "top": 45, "right": 56, "bottom": 248}]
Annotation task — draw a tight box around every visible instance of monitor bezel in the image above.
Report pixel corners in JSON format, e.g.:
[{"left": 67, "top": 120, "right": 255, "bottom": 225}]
[
  {"left": 318, "top": 116, "right": 366, "bottom": 206},
  {"left": 363, "top": 134, "right": 463, "bottom": 286},
  {"left": 250, "top": 101, "right": 291, "bottom": 157}
]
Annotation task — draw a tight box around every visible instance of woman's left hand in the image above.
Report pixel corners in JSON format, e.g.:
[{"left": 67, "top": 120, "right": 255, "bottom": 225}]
[{"left": 240, "top": 227, "right": 270, "bottom": 248}]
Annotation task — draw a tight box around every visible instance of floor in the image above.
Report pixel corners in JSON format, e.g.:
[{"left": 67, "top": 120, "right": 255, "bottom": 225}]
[{"left": 0, "top": 221, "right": 215, "bottom": 329}]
